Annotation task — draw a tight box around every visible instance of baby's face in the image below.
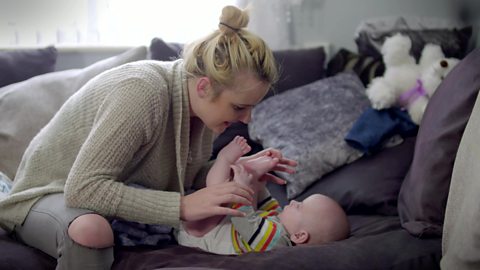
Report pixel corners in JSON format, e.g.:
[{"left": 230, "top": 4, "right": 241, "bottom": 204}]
[{"left": 278, "top": 194, "right": 326, "bottom": 234}]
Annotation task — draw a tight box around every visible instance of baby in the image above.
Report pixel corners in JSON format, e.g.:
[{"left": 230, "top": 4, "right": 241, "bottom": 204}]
[{"left": 176, "top": 136, "right": 350, "bottom": 254}]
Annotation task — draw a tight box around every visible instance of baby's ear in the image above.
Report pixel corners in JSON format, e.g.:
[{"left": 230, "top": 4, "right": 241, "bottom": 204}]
[{"left": 290, "top": 230, "right": 309, "bottom": 245}]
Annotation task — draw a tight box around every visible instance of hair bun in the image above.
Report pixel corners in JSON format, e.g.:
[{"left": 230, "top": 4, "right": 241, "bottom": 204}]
[{"left": 219, "top": 5, "right": 249, "bottom": 34}]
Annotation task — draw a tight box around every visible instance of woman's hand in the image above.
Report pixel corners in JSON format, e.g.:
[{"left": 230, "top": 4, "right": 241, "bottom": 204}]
[
  {"left": 180, "top": 181, "right": 254, "bottom": 222},
  {"left": 237, "top": 148, "right": 297, "bottom": 185}
]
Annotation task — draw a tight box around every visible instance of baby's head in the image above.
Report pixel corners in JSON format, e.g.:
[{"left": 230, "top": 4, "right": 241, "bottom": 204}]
[{"left": 278, "top": 194, "right": 349, "bottom": 245}]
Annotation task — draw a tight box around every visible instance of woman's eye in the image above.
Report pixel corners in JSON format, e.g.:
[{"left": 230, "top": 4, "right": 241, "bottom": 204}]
[{"left": 232, "top": 105, "right": 245, "bottom": 111}]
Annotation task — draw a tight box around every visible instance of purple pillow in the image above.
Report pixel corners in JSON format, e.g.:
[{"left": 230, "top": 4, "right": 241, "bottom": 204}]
[
  {"left": 398, "top": 48, "right": 480, "bottom": 237},
  {"left": 0, "top": 46, "right": 57, "bottom": 87}
]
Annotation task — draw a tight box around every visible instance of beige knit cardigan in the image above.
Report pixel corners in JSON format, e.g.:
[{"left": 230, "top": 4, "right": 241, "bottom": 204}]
[{"left": 0, "top": 59, "right": 214, "bottom": 232}]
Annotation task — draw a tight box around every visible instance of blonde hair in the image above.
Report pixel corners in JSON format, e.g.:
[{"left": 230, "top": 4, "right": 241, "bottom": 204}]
[{"left": 182, "top": 5, "right": 278, "bottom": 96}]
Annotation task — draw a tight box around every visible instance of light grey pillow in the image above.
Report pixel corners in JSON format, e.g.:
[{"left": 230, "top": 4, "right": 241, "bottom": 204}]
[
  {"left": 249, "top": 72, "right": 369, "bottom": 199},
  {"left": 0, "top": 46, "right": 147, "bottom": 179}
]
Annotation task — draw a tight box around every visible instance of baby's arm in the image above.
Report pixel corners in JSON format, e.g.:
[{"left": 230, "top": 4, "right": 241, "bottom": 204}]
[
  {"left": 230, "top": 202, "right": 290, "bottom": 252},
  {"left": 206, "top": 136, "right": 251, "bottom": 187}
]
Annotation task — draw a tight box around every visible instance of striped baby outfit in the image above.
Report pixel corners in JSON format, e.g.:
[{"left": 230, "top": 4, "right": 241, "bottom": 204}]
[{"left": 176, "top": 196, "right": 292, "bottom": 255}]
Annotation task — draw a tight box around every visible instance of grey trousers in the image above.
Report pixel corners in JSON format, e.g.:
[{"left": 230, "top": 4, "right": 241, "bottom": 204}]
[{"left": 14, "top": 193, "right": 114, "bottom": 270}]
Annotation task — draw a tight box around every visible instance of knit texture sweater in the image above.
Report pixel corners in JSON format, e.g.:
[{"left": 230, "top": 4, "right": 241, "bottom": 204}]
[{"left": 0, "top": 60, "right": 214, "bottom": 232}]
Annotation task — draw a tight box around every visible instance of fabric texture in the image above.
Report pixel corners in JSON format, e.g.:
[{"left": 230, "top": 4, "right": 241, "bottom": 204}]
[
  {"left": 112, "top": 219, "right": 175, "bottom": 247},
  {"left": 0, "top": 46, "right": 57, "bottom": 88},
  {"left": 441, "top": 93, "right": 480, "bottom": 270},
  {"left": 398, "top": 48, "right": 480, "bottom": 237},
  {"left": 0, "top": 60, "right": 214, "bottom": 232},
  {"left": 249, "top": 72, "right": 369, "bottom": 199},
  {"left": 211, "top": 46, "right": 327, "bottom": 159},
  {"left": 148, "top": 37, "right": 183, "bottom": 61},
  {"left": 354, "top": 16, "right": 472, "bottom": 61},
  {"left": 0, "top": 46, "right": 147, "bottom": 180},
  {"left": 327, "top": 48, "right": 385, "bottom": 86}
]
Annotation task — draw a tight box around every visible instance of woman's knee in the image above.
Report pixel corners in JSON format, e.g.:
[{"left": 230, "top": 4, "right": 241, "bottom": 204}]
[{"left": 68, "top": 214, "right": 114, "bottom": 249}]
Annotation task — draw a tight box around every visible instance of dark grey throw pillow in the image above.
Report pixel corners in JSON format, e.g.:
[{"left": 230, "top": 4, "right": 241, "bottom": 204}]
[
  {"left": 268, "top": 46, "right": 326, "bottom": 98},
  {"left": 0, "top": 46, "right": 57, "bottom": 88},
  {"left": 148, "top": 38, "right": 183, "bottom": 61},
  {"left": 249, "top": 72, "right": 369, "bottom": 199},
  {"left": 355, "top": 16, "right": 472, "bottom": 61},
  {"left": 398, "top": 48, "right": 480, "bottom": 237}
]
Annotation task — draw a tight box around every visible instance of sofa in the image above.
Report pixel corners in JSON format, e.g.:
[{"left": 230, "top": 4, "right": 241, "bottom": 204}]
[{"left": 0, "top": 21, "right": 479, "bottom": 269}]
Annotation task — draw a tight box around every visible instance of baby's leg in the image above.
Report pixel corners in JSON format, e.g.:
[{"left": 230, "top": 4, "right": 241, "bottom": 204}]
[
  {"left": 207, "top": 136, "right": 251, "bottom": 187},
  {"left": 217, "top": 136, "right": 251, "bottom": 164},
  {"left": 186, "top": 137, "right": 251, "bottom": 237}
]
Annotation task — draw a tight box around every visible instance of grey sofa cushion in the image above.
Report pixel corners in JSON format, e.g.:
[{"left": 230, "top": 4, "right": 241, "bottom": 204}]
[
  {"left": 0, "top": 46, "right": 147, "bottom": 179},
  {"left": 249, "top": 72, "right": 369, "bottom": 199},
  {"left": 398, "top": 48, "right": 480, "bottom": 237},
  {"left": 268, "top": 136, "right": 415, "bottom": 216},
  {"left": 0, "top": 46, "right": 57, "bottom": 87}
]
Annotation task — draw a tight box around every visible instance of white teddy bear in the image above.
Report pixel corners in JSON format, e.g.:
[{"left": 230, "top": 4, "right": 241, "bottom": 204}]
[{"left": 366, "top": 33, "right": 459, "bottom": 125}]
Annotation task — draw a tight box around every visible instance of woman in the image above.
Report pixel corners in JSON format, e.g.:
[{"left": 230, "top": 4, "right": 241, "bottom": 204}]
[{"left": 0, "top": 5, "right": 296, "bottom": 270}]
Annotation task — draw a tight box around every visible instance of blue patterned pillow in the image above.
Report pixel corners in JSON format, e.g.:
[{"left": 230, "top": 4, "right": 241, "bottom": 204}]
[{"left": 249, "top": 72, "right": 369, "bottom": 199}]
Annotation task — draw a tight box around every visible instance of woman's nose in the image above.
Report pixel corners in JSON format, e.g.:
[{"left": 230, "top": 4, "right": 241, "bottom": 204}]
[{"left": 239, "top": 109, "right": 252, "bottom": 124}]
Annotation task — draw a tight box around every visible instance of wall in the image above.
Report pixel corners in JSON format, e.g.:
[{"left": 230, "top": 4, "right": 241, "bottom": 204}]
[{"left": 244, "top": 0, "right": 469, "bottom": 54}]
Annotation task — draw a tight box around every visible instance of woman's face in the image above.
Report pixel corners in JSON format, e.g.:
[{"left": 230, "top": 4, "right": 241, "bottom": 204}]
[{"left": 191, "top": 71, "right": 270, "bottom": 134}]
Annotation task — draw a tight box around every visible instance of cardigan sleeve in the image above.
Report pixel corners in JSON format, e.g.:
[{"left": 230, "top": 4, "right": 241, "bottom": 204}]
[{"left": 64, "top": 76, "right": 182, "bottom": 227}]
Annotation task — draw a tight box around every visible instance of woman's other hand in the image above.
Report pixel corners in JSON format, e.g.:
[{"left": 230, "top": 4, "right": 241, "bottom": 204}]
[{"left": 180, "top": 181, "right": 254, "bottom": 221}]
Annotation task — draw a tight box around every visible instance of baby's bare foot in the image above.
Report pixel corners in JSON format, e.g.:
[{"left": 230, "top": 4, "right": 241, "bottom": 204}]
[
  {"left": 244, "top": 156, "right": 279, "bottom": 178},
  {"left": 217, "top": 136, "right": 251, "bottom": 163}
]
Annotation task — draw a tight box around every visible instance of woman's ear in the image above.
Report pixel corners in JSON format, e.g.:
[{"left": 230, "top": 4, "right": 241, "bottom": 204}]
[
  {"left": 196, "top": 77, "right": 211, "bottom": 98},
  {"left": 290, "top": 230, "right": 309, "bottom": 245}
]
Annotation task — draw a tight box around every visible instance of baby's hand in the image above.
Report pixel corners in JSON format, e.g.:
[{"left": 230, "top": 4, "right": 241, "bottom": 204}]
[{"left": 231, "top": 164, "right": 253, "bottom": 188}]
